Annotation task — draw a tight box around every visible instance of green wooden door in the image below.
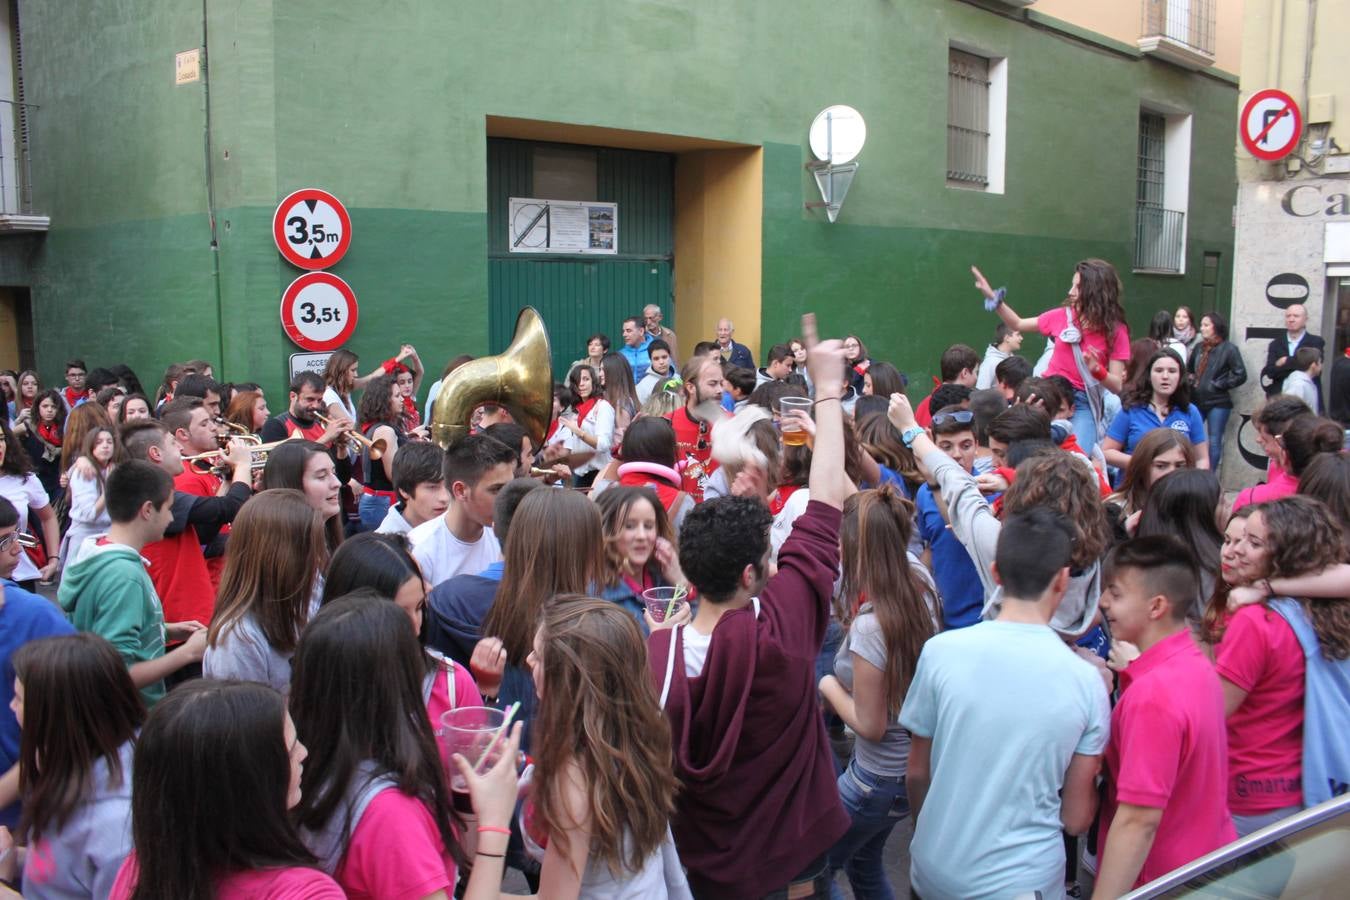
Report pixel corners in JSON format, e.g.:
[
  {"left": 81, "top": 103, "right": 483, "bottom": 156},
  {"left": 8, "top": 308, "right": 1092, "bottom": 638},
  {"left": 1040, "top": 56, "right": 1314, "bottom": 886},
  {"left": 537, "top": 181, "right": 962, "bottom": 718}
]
[{"left": 487, "top": 139, "right": 674, "bottom": 380}]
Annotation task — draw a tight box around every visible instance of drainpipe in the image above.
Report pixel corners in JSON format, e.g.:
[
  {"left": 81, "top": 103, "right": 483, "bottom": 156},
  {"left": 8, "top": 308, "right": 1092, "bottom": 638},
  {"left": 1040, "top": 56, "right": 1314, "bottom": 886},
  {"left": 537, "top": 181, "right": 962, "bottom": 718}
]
[{"left": 200, "top": 0, "right": 225, "bottom": 375}]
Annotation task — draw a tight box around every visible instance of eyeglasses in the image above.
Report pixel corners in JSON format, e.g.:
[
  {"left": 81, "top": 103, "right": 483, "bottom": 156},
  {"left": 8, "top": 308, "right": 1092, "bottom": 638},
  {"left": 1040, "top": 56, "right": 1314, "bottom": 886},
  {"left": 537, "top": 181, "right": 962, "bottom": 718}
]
[
  {"left": 931, "top": 410, "right": 975, "bottom": 427},
  {"left": 0, "top": 532, "right": 37, "bottom": 552}
]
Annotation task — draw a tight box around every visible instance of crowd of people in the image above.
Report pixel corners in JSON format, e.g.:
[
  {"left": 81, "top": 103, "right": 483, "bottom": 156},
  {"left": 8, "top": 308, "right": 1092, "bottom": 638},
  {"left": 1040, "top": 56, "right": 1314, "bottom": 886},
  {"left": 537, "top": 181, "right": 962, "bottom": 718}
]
[{"left": 0, "top": 260, "right": 1348, "bottom": 900}]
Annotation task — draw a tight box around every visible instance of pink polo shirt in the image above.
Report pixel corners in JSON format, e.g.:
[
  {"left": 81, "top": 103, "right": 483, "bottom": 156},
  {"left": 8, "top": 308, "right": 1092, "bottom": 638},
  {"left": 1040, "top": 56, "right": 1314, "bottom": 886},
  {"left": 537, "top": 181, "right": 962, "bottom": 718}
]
[
  {"left": 1037, "top": 307, "right": 1130, "bottom": 390},
  {"left": 1231, "top": 463, "right": 1298, "bottom": 513},
  {"left": 1098, "top": 630, "right": 1236, "bottom": 888},
  {"left": 111, "top": 855, "right": 345, "bottom": 899},
  {"left": 337, "top": 788, "right": 457, "bottom": 899},
  {"left": 1216, "top": 605, "right": 1305, "bottom": 814}
]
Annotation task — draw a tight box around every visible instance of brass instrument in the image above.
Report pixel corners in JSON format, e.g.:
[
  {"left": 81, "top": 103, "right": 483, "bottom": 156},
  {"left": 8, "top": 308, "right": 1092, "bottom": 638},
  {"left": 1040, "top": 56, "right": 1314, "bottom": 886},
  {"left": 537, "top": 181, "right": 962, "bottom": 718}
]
[
  {"left": 430, "top": 307, "right": 554, "bottom": 449},
  {"left": 314, "top": 413, "right": 388, "bottom": 461},
  {"left": 181, "top": 436, "right": 301, "bottom": 473},
  {"left": 213, "top": 417, "right": 262, "bottom": 448}
]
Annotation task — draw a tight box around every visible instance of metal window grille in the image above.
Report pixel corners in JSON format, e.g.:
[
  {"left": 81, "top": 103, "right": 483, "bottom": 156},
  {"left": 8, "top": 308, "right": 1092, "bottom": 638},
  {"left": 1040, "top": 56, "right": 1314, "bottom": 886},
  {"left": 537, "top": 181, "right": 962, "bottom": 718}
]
[
  {"left": 1142, "top": 0, "right": 1216, "bottom": 56},
  {"left": 1135, "top": 112, "right": 1184, "bottom": 272},
  {"left": 947, "top": 49, "right": 989, "bottom": 188}
]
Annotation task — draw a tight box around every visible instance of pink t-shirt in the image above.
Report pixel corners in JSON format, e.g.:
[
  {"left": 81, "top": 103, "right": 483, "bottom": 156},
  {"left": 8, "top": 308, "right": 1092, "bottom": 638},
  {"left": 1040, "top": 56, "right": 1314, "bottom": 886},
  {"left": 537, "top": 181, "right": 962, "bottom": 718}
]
[
  {"left": 1231, "top": 465, "right": 1299, "bottom": 513},
  {"left": 337, "top": 788, "right": 457, "bottom": 899},
  {"left": 1215, "top": 605, "right": 1305, "bottom": 814},
  {"left": 1037, "top": 307, "right": 1131, "bottom": 389},
  {"left": 426, "top": 658, "right": 484, "bottom": 769},
  {"left": 1098, "top": 630, "right": 1236, "bottom": 887},
  {"left": 110, "top": 855, "right": 344, "bottom": 899}
]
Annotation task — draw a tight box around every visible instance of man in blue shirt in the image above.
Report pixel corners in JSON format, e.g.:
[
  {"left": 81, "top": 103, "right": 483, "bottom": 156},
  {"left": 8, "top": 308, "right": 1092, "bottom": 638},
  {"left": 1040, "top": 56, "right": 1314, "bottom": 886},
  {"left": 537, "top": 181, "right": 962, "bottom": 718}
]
[
  {"left": 0, "top": 497, "right": 75, "bottom": 828},
  {"left": 618, "top": 316, "right": 654, "bottom": 383},
  {"left": 915, "top": 407, "right": 987, "bottom": 629}
]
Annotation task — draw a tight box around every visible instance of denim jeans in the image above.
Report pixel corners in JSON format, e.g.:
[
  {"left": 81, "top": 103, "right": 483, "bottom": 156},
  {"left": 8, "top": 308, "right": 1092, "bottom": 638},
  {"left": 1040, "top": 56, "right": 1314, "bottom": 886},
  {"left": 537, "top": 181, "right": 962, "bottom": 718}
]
[
  {"left": 828, "top": 759, "right": 909, "bottom": 900},
  {"left": 357, "top": 492, "right": 392, "bottom": 532},
  {"left": 1203, "top": 406, "right": 1232, "bottom": 471},
  {"left": 1070, "top": 389, "right": 1101, "bottom": 455}
]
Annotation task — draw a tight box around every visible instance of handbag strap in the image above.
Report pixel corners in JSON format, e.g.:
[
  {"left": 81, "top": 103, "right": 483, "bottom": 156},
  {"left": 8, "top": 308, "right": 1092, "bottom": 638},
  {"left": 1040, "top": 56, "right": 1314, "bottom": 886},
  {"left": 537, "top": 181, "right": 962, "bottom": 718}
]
[
  {"left": 1064, "top": 309, "right": 1107, "bottom": 441},
  {"left": 659, "top": 625, "right": 682, "bottom": 710}
]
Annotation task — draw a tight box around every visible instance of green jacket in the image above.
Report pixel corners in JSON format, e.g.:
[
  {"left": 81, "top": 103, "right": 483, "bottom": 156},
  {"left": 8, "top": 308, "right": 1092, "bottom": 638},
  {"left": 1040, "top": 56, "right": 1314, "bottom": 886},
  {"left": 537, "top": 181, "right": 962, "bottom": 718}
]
[{"left": 58, "top": 542, "right": 165, "bottom": 705}]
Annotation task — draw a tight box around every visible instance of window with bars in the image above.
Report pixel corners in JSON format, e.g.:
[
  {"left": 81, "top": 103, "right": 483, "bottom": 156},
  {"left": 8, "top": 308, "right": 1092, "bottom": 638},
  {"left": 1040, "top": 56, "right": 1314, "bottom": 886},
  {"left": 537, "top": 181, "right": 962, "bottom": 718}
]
[
  {"left": 947, "top": 49, "right": 990, "bottom": 188},
  {"left": 1134, "top": 110, "right": 1185, "bottom": 272},
  {"left": 1137, "top": 112, "right": 1166, "bottom": 209}
]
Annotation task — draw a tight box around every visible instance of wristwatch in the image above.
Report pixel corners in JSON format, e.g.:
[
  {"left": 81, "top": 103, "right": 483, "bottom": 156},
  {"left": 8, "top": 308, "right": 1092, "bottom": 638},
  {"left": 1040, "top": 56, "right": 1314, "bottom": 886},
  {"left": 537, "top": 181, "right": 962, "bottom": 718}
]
[{"left": 901, "top": 426, "right": 925, "bottom": 448}]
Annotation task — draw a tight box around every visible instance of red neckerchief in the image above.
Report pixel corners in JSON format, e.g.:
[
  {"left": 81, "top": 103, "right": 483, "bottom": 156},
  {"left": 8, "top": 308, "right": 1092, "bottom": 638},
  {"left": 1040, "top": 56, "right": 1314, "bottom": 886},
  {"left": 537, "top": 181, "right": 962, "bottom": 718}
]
[
  {"left": 574, "top": 397, "right": 598, "bottom": 423},
  {"left": 852, "top": 591, "right": 868, "bottom": 617},
  {"left": 768, "top": 483, "right": 802, "bottom": 516},
  {"left": 37, "top": 421, "right": 62, "bottom": 446},
  {"left": 545, "top": 418, "right": 560, "bottom": 442},
  {"left": 621, "top": 566, "right": 654, "bottom": 597}
]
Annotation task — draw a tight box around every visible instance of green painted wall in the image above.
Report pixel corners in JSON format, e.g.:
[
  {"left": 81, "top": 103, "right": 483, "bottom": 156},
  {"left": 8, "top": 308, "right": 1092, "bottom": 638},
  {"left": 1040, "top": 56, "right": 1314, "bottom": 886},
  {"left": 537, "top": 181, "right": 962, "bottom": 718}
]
[{"left": 9, "top": 0, "right": 1236, "bottom": 402}]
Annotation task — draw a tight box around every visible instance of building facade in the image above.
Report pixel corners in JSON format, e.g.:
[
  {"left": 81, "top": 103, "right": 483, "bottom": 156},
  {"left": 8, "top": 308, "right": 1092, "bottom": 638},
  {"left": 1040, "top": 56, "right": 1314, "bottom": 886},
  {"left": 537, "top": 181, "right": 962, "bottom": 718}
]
[
  {"left": 1, "top": 0, "right": 1239, "bottom": 404},
  {"left": 1230, "top": 0, "right": 1349, "bottom": 486}
]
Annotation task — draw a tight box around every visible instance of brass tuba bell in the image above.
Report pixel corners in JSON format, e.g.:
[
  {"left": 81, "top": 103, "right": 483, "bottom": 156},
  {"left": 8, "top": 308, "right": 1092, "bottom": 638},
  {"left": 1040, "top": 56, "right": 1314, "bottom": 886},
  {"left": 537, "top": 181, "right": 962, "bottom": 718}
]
[{"left": 430, "top": 307, "right": 554, "bottom": 449}]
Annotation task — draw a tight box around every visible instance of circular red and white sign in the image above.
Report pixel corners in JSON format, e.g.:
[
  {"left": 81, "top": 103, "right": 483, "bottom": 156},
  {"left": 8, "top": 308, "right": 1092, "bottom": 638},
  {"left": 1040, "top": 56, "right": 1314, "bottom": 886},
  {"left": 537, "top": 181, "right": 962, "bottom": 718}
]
[
  {"left": 272, "top": 188, "right": 352, "bottom": 270},
  {"left": 1239, "top": 89, "right": 1303, "bottom": 162},
  {"left": 280, "top": 272, "right": 359, "bottom": 351}
]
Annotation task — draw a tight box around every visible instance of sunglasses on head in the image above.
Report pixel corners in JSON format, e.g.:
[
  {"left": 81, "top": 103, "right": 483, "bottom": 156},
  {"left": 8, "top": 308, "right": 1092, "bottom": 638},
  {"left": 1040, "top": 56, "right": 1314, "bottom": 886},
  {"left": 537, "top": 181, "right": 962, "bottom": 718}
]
[{"left": 931, "top": 410, "right": 975, "bottom": 427}]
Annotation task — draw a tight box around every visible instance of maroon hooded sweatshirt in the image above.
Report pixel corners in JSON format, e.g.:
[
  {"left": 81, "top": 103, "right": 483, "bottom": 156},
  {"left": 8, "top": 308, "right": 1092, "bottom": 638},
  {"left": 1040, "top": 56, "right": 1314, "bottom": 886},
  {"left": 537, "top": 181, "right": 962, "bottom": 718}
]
[{"left": 648, "top": 500, "right": 849, "bottom": 898}]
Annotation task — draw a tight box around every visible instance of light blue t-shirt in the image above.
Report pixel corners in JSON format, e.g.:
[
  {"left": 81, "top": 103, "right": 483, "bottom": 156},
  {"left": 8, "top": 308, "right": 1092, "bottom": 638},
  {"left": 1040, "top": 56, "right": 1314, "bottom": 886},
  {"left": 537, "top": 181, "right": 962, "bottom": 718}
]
[
  {"left": 900, "top": 620, "right": 1110, "bottom": 900},
  {"left": 1105, "top": 402, "right": 1206, "bottom": 454}
]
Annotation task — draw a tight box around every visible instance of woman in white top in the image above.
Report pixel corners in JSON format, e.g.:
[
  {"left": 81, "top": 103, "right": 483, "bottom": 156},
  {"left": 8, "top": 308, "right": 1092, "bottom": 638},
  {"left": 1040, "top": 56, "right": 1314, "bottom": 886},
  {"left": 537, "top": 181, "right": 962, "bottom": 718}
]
[
  {"left": 204, "top": 489, "right": 330, "bottom": 694},
  {"left": 0, "top": 419, "right": 60, "bottom": 587},
  {"left": 559, "top": 364, "right": 615, "bottom": 488},
  {"left": 322, "top": 346, "right": 417, "bottom": 425},
  {"left": 63, "top": 426, "right": 119, "bottom": 564}
]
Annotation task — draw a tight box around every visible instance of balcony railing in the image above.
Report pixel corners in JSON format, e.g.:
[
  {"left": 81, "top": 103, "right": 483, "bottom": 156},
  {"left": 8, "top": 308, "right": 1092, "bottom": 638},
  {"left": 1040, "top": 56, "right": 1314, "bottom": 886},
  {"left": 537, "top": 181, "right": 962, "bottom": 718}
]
[
  {"left": 1135, "top": 205, "right": 1185, "bottom": 273},
  {"left": 1139, "top": 0, "right": 1216, "bottom": 69},
  {"left": 0, "top": 98, "right": 46, "bottom": 231}
]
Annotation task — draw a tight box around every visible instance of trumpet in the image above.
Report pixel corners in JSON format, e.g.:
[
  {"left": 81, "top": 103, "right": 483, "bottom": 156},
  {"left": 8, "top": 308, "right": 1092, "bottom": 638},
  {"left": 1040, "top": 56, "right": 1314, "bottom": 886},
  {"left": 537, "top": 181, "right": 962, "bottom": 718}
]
[
  {"left": 213, "top": 417, "right": 262, "bottom": 448},
  {"left": 182, "top": 436, "right": 300, "bottom": 472},
  {"left": 314, "top": 413, "right": 388, "bottom": 461}
]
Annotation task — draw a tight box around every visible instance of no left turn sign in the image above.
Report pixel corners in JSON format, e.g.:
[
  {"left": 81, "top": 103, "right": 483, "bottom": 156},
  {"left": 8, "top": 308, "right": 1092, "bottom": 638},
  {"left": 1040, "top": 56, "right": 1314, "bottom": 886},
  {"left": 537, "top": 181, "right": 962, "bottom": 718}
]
[
  {"left": 280, "top": 272, "right": 359, "bottom": 351},
  {"left": 1239, "top": 89, "right": 1302, "bottom": 162},
  {"left": 273, "top": 188, "right": 352, "bottom": 269}
]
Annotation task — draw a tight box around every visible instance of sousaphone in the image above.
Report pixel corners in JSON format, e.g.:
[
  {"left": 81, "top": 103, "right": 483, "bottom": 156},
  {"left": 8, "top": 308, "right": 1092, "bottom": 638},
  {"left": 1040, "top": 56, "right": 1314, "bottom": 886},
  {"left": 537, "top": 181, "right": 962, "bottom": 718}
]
[{"left": 430, "top": 307, "right": 554, "bottom": 449}]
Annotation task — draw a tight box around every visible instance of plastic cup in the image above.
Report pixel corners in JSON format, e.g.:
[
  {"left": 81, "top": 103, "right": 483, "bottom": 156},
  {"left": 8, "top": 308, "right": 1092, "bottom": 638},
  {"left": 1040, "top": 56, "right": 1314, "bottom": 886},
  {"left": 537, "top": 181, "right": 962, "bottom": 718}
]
[
  {"left": 439, "top": 706, "right": 507, "bottom": 796},
  {"left": 780, "top": 396, "right": 813, "bottom": 446},
  {"left": 643, "top": 586, "right": 688, "bottom": 624}
]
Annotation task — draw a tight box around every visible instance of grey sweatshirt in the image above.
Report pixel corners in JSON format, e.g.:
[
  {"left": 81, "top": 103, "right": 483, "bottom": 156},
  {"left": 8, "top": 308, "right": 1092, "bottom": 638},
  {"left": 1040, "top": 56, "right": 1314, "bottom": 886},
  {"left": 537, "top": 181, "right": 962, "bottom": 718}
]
[{"left": 21, "top": 740, "right": 134, "bottom": 900}]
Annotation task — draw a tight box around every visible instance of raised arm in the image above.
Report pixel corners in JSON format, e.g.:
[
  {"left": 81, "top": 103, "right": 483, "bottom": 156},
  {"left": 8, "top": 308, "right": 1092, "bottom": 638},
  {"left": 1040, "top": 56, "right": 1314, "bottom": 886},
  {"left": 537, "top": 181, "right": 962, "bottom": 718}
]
[
  {"left": 802, "top": 313, "right": 847, "bottom": 510},
  {"left": 972, "top": 266, "right": 1039, "bottom": 332}
]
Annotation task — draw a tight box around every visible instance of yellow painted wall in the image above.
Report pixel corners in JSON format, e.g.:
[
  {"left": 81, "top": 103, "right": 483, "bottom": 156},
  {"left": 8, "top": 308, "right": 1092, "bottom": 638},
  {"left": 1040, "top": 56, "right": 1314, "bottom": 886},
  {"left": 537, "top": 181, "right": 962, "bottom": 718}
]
[
  {"left": 1238, "top": 0, "right": 1349, "bottom": 181},
  {"left": 673, "top": 148, "right": 764, "bottom": 362},
  {"left": 0, "top": 290, "right": 18, "bottom": 370},
  {"left": 1036, "top": 0, "right": 1244, "bottom": 74}
]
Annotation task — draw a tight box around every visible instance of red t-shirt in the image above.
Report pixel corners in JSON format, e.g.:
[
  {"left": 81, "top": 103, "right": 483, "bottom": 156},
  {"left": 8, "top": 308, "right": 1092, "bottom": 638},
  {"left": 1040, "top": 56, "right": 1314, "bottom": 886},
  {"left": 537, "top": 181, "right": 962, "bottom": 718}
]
[
  {"left": 666, "top": 407, "right": 718, "bottom": 502},
  {"left": 1037, "top": 307, "right": 1130, "bottom": 390},
  {"left": 337, "top": 789, "right": 457, "bottom": 899},
  {"left": 175, "top": 464, "right": 229, "bottom": 589},
  {"left": 914, "top": 392, "right": 935, "bottom": 428},
  {"left": 141, "top": 526, "right": 215, "bottom": 626},
  {"left": 110, "top": 856, "right": 345, "bottom": 900},
  {"left": 1098, "top": 630, "right": 1236, "bottom": 887},
  {"left": 1215, "top": 605, "right": 1306, "bottom": 814}
]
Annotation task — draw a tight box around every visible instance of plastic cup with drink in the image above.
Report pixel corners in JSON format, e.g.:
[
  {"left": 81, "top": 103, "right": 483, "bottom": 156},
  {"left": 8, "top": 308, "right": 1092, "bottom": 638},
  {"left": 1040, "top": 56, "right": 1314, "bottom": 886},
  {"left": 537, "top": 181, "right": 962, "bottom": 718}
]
[
  {"left": 643, "top": 585, "right": 689, "bottom": 625},
  {"left": 779, "top": 396, "right": 813, "bottom": 447},
  {"left": 439, "top": 703, "right": 518, "bottom": 813}
]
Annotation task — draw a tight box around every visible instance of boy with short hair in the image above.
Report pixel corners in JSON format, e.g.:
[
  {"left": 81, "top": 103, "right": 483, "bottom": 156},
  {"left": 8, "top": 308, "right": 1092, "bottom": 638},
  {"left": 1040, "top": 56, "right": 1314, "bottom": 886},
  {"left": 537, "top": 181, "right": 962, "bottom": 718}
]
[
  {"left": 636, "top": 339, "right": 676, "bottom": 404},
  {"left": 723, "top": 365, "right": 756, "bottom": 411},
  {"left": 57, "top": 460, "right": 208, "bottom": 706},
  {"left": 1093, "top": 537, "right": 1235, "bottom": 897},
  {"left": 377, "top": 441, "right": 450, "bottom": 535},
  {"left": 1282, "top": 346, "right": 1323, "bottom": 413},
  {"left": 916, "top": 405, "right": 987, "bottom": 628},
  {"left": 408, "top": 433, "right": 517, "bottom": 588},
  {"left": 755, "top": 343, "right": 794, "bottom": 389},
  {"left": 903, "top": 508, "right": 1110, "bottom": 899},
  {"left": 976, "top": 322, "right": 1024, "bottom": 389},
  {"left": 915, "top": 343, "right": 980, "bottom": 426}
]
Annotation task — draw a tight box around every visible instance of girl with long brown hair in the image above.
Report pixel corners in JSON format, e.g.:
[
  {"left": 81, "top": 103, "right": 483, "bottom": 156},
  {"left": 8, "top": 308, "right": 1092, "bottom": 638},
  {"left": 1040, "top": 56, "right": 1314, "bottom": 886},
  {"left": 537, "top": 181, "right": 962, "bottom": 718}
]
[
  {"left": 62, "top": 425, "right": 121, "bottom": 563},
  {"left": 15, "top": 389, "right": 65, "bottom": 505},
  {"left": 524, "top": 597, "right": 690, "bottom": 897},
  {"left": 355, "top": 374, "right": 405, "bottom": 531},
  {"left": 203, "top": 489, "right": 329, "bottom": 693},
  {"left": 1105, "top": 428, "right": 1195, "bottom": 533},
  {"left": 0, "top": 634, "right": 143, "bottom": 897},
  {"left": 1102, "top": 347, "right": 1208, "bottom": 470},
  {"left": 818, "top": 486, "right": 938, "bottom": 898},
  {"left": 595, "top": 486, "right": 687, "bottom": 631},
  {"left": 262, "top": 440, "right": 344, "bottom": 550},
  {"left": 1211, "top": 496, "right": 1350, "bottom": 833},
  {"left": 972, "top": 258, "right": 1130, "bottom": 453},
  {"left": 224, "top": 388, "right": 270, "bottom": 436}
]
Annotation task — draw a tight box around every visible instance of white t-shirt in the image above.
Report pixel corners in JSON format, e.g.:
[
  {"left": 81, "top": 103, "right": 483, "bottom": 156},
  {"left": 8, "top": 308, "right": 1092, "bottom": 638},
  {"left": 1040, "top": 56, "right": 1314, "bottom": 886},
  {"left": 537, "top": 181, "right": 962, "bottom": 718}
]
[
  {"left": 321, "top": 386, "right": 356, "bottom": 423},
  {"left": 408, "top": 514, "right": 502, "bottom": 588},
  {"left": 0, "top": 472, "right": 50, "bottom": 581},
  {"left": 375, "top": 503, "right": 412, "bottom": 535},
  {"left": 681, "top": 598, "right": 760, "bottom": 677}
]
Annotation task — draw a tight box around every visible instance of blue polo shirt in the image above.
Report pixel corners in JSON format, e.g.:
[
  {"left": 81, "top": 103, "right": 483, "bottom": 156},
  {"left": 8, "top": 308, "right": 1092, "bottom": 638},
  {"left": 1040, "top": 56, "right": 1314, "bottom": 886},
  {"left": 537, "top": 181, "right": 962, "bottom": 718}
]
[
  {"left": 916, "top": 483, "right": 985, "bottom": 630},
  {"left": 1, "top": 579, "right": 75, "bottom": 828},
  {"left": 1106, "top": 402, "right": 1207, "bottom": 455},
  {"left": 619, "top": 333, "right": 654, "bottom": 383}
]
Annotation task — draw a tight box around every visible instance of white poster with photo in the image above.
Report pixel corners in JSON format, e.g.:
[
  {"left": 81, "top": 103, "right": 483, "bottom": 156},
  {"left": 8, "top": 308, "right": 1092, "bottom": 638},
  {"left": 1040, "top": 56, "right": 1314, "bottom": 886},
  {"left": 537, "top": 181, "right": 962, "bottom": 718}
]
[{"left": 508, "top": 197, "right": 618, "bottom": 254}]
